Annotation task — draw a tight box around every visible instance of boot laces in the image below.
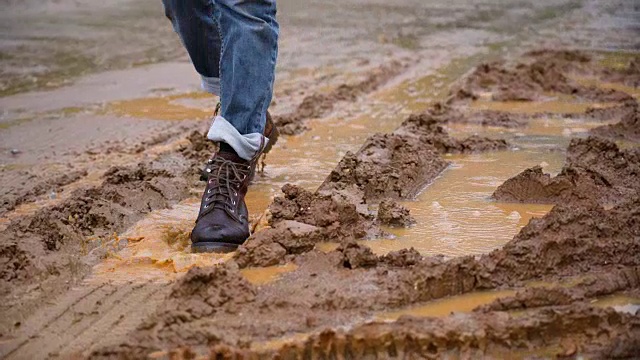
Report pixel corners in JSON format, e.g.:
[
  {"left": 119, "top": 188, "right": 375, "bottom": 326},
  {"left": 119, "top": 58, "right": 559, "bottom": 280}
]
[{"left": 201, "top": 156, "right": 250, "bottom": 220}]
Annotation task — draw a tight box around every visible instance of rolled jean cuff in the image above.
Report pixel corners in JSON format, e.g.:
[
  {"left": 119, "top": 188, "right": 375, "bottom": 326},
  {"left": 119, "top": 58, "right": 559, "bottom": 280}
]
[
  {"left": 207, "top": 115, "right": 269, "bottom": 161},
  {"left": 201, "top": 75, "right": 221, "bottom": 96}
]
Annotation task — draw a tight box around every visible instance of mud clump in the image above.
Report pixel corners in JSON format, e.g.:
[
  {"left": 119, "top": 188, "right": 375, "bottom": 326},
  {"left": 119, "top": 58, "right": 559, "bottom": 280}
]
[
  {"left": 234, "top": 184, "right": 379, "bottom": 268},
  {"left": 397, "top": 112, "right": 510, "bottom": 154},
  {"left": 95, "top": 263, "right": 257, "bottom": 356},
  {"left": 234, "top": 220, "right": 321, "bottom": 268},
  {"left": 524, "top": 49, "right": 594, "bottom": 66},
  {"left": 60, "top": 164, "right": 189, "bottom": 238},
  {"left": 493, "top": 137, "right": 640, "bottom": 206},
  {"left": 168, "top": 262, "right": 257, "bottom": 315},
  {"left": 0, "top": 169, "right": 88, "bottom": 216},
  {"left": 379, "top": 248, "right": 423, "bottom": 267},
  {"left": 582, "top": 100, "right": 638, "bottom": 122},
  {"left": 476, "top": 266, "right": 640, "bottom": 312},
  {"left": 318, "top": 111, "right": 507, "bottom": 202},
  {"left": 180, "top": 130, "right": 217, "bottom": 162},
  {"left": 490, "top": 198, "right": 640, "bottom": 281},
  {"left": 592, "top": 102, "right": 640, "bottom": 141},
  {"left": 602, "top": 55, "right": 640, "bottom": 87},
  {"left": 269, "top": 184, "right": 367, "bottom": 229},
  {"left": 337, "top": 241, "right": 378, "bottom": 269},
  {"left": 467, "top": 110, "right": 528, "bottom": 128},
  {"left": 479, "top": 286, "right": 582, "bottom": 311},
  {"left": 377, "top": 199, "right": 415, "bottom": 227},
  {"left": 0, "top": 163, "right": 188, "bottom": 290},
  {"left": 453, "top": 134, "right": 509, "bottom": 152},
  {"left": 420, "top": 102, "right": 530, "bottom": 128},
  {"left": 452, "top": 50, "right": 633, "bottom": 103},
  {"left": 179, "top": 130, "right": 218, "bottom": 177},
  {"left": 319, "top": 133, "right": 449, "bottom": 201},
  {"left": 273, "top": 61, "right": 408, "bottom": 135},
  {"left": 263, "top": 307, "right": 636, "bottom": 359},
  {"left": 492, "top": 165, "right": 576, "bottom": 204}
]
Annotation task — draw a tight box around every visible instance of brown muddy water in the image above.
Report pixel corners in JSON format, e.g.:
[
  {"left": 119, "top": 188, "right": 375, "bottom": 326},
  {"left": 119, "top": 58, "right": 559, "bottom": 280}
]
[
  {"left": 377, "top": 289, "right": 518, "bottom": 320},
  {"left": 90, "top": 89, "right": 621, "bottom": 283},
  {"left": 93, "top": 69, "right": 633, "bottom": 277},
  {"left": 593, "top": 295, "right": 640, "bottom": 315}
]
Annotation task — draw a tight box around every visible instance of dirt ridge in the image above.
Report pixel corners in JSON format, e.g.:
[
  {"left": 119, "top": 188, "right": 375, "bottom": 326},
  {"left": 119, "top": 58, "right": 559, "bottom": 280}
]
[
  {"left": 0, "top": 131, "right": 212, "bottom": 336},
  {"left": 4, "top": 48, "right": 640, "bottom": 359},
  {"left": 493, "top": 136, "right": 640, "bottom": 206},
  {"left": 273, "top": 60, "right": 411, "bottom": 135}
]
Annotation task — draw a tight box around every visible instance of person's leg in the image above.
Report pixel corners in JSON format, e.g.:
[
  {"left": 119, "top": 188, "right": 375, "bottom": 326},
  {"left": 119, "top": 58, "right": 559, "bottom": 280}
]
[
  {"left": 162, "top": 0, "right": 222, "bottom": 96},
  {"left": 206, "top": 0, "right": 279, "bottom": 160},
  {"left": 177, "top": 0, "right": 279, "bottom": 252},
  {"left": 162, "top": 0, "right": 278, "bottom": 161}
]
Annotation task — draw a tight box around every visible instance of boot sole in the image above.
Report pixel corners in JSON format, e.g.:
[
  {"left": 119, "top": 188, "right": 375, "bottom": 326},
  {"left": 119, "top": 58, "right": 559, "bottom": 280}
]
[{"left": 191, "top": 242, "right": 239, "bottom": 253}]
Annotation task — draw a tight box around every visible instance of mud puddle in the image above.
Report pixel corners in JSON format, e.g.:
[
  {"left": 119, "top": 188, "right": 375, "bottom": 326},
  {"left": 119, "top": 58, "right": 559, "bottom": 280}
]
[
  {"left": 240, "top": 263, "right": 299, "bottom": 285},
  {"left": 370, "top": 150, "right": 559, "bottom": 256},
  {"left": 88, "top": 198, "right": 229, "bottom": 283},
  {"left": 593, "top": 295, "right": 640, "bottom": 315},
  {"left": 88, "top": 193, "right": 297, "bottom": 285},
  {"left": 470, "top": 96, "right": 618, "bottom": 115},
  {"left": 104, "top": 92, "right": 215, "bottom": 121},
  {"left": 366, "top": 97, "right": 619, "bottom": 257},
  {"left": 572, "top": 76, "right": 640, "bottom": 99},
  {"left": 377, "top": 289, "right": 518, "bottom": 320}
]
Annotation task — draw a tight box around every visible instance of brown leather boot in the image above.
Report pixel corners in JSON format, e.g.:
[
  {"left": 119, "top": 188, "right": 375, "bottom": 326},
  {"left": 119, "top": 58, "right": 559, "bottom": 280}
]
[
  {"left": 191, "top": 148, "right": 261, "bottom": 253},
  {"left": 200, "top": 108, "right": 279, "bottom": 181}
]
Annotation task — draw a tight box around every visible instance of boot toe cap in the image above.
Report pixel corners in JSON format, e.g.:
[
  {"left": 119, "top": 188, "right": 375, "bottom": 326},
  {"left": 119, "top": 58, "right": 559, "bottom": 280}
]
[{"left": 191, "top": 222, "right": 249, "bottom": 246}]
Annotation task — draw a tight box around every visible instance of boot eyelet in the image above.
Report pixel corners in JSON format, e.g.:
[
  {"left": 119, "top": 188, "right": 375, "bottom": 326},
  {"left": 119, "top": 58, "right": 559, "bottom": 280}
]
[
  {"left": 234, "top": 191, "right": 237, "bottom": 196},
  {"left": 232, "top": 200, "right": 236, "bottom": 205},
  {"left": 204, "top": 204, "right": 209, "bottom": 209},
  {"left": 207, "top": 189, "right": 212, "bottom": 194}
]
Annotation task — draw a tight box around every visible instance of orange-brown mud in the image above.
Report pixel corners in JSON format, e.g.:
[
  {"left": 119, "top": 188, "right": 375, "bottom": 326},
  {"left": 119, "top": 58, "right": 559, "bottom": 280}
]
[
  {"left": 272, "top": 60, "right": 411, "bottom": 135},
  {"left": 83, "top": 50, "right": 640, "bottom": 359},
  {"left": 591, "top": 100, "right": 640, "bottom": 141},
  {"left": 493, "top": 136, "right": 640, "bottom": 206},
  {"left": 90, "top": 195, "right": 640, "bottom": 358},
  {"left": 1, "top": 0, "right": 640, "bottom": 358}
]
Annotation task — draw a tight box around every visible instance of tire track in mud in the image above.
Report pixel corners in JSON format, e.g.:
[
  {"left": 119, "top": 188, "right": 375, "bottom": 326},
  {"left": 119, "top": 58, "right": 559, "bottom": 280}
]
[
  {"left": 272, "top": 59, "right": 412, "bottom": 135},
  {"left": 0, "top": 284, "right": 107, "bottom": 359},
  {"left": 2, "top": 280, "right": 170, "bottom": 359}
]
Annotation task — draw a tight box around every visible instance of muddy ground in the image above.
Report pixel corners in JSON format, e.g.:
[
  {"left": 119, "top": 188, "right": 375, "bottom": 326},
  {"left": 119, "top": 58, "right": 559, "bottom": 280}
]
[
  {"left": 83, "top": 48, "right": 640, "bottom": 359},
  {"left": 1, "top": 0, "right": 640, "bottom": 359}
]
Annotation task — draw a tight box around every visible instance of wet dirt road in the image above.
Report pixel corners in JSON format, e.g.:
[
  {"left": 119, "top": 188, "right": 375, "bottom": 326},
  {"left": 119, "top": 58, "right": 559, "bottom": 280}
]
[{"left": 1, "top": 0, "right": 639, "bottom": 358}]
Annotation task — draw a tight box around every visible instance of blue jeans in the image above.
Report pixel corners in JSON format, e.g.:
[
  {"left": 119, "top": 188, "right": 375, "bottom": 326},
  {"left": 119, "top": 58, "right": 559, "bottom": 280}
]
[{"left": 162, "top": 0, "right": 279, "bottom": 160}]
